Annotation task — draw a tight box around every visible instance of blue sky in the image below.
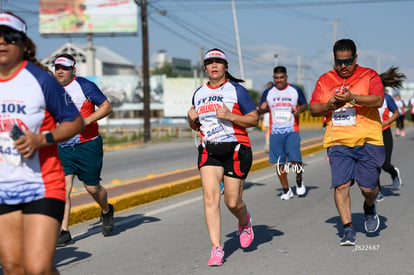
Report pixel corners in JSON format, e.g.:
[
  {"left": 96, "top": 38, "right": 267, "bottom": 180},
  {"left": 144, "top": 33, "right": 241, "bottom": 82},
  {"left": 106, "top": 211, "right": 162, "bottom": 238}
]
[{"left": 3, "top": 0, "right": 414, "bottom": 96}]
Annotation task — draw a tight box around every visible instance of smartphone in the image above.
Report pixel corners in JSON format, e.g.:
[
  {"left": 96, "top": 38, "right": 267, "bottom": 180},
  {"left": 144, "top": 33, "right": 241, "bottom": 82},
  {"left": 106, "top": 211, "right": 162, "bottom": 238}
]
[{"left": 9, "top": 124, "right": 24, "bottom": 140}]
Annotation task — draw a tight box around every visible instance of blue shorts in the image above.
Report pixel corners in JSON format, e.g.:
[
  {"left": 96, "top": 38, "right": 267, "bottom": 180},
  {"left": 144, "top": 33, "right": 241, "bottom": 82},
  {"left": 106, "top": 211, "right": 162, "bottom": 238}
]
[
  {"left": 327, "top": 143, "right": 385, "bottom": 189},
  {"left": 58, "top": 136, "right": 103, "bottom": 186},
  {"left": 269, "top": 132, "right": 302, "bottom": 164}
]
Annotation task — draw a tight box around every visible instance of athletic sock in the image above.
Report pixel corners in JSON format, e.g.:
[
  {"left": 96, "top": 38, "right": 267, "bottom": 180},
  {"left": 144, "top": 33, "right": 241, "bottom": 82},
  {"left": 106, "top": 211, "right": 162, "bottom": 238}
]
[
  {"left": 282, "top": 188, "right": 289, "bottom": 194},
  {"left": 343, "top": 222, "right": 352, "bottom": 229}
]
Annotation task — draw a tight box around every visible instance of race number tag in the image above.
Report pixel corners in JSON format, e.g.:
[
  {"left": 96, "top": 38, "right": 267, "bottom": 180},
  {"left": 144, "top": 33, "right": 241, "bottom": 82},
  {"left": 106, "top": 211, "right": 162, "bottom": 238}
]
[
  {"left": 332, "top": 106, "right": 356, "bottom": 126},
  {"left": 0, "top": 132, "right": 22, "bottom": 166},
  {"left": 272, "top": 107, "right": 293, "bottom": 124},
  {"left": 201, "top": 122, "right": 226, "bottom": 141}
]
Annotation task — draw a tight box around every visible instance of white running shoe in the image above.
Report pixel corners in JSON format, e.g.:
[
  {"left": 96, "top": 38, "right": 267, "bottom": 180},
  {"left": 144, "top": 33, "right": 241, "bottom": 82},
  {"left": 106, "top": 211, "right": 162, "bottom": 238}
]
[
  {"left": 280, "top": 188, "right": 294, "bottom": 200},
  {"left": 296, "top": 182, "right": 306, "bottom": 196}
]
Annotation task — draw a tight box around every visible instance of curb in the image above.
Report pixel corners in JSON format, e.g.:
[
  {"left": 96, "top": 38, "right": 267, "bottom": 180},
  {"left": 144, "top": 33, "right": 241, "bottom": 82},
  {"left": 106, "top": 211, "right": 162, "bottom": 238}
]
[{"left": 69, "top": 139, "right": 325, "bottom": 226}]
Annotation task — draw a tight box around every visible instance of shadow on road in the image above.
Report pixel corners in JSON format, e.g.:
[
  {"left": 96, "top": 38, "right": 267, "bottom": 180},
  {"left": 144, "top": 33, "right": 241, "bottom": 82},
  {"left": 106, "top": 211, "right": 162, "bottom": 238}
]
[
  {"left": 325, "top": 213, "right": 388, "bottom": 238},
  {"left": 55, "top": 214, "right": 160, "bottom": 267},
  {"left": 222, "top": 224, "right": 284, "bottom": 262}
]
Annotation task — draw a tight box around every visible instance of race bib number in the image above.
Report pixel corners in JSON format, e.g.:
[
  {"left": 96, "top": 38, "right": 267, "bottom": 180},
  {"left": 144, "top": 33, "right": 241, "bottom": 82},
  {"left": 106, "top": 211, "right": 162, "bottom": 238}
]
[
  {"left": 201, "top": 122, "right": 226, "bottom": 141},
  {"left": 272, "top": 107, "right": 293, "bottom": 124},
  {"left": 0, "top": 132, "right": 22, "bottom": 166},
  {"left": 332, "top": 106, "right": 356, "bottom": 126}
]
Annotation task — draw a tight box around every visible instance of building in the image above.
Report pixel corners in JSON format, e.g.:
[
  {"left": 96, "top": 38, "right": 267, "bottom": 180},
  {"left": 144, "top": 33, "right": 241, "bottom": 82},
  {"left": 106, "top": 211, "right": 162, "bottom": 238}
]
[{"left": 41, "top": 42, "right": 137, "bottom": 76}]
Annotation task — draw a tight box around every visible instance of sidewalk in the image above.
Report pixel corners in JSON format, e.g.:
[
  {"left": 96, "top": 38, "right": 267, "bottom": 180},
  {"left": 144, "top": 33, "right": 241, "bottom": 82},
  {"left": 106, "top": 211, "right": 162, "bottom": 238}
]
[{"left": 69, "top": 136, "right": 324, "bottom": 225}]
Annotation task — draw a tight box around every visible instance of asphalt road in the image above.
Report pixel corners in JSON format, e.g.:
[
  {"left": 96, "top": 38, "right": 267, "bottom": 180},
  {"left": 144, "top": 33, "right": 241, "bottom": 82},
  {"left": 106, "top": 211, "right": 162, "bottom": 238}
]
[
  {"left": 72, "top": 128, "right": 325, "bottom": 193},
  {"left": 55, "top": 126, "right": 414, "bottom": 275}
]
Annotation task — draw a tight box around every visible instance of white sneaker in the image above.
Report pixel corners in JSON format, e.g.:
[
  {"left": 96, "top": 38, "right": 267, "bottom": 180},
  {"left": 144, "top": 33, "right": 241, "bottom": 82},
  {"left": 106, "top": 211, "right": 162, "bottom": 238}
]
[
  {"left": 280, "top": 188, "right": 294, "bottom": 200},
  {"left": 296, "top": 182, "right": 306, "bottom": 196}
]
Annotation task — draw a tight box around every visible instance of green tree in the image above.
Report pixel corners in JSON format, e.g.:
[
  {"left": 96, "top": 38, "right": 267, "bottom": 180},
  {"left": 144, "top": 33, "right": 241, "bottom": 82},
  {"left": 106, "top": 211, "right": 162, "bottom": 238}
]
[{"left": 247, "top": 89, "right": 261, "bottom": 105}]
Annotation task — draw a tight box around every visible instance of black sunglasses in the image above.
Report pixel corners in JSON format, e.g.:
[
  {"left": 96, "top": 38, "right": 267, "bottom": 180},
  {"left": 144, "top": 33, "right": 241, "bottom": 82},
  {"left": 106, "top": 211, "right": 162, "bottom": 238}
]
[
  {"left": 0, "top": 30, "right": 24, "bottom": 44},
  {"left": 204, "top": 58, "right": 227, "bottom": 66},
  {"left": 335, "top": 56, "right": 355, "bottom": 66},
  {"left": 54, "top": 64, "right": 73, "bottom": 71}
]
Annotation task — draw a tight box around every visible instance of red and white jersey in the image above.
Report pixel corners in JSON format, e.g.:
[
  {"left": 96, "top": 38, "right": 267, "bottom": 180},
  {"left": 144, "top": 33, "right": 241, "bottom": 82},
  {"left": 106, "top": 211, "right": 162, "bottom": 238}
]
[
  {"left": 409, "top": 97, "right": 414, "bottom": 114},
  {"left": 395, "top": 99, "right": 406, "bottom": 115},
  {"left": 260, "top": 84, "right": 307, "bottom": 134},
  {"left": 0, "top": 61, "right": 80, "bottom": 204},
  {"left": 378, "top": 93, "right": 398, "bottom": 131},
  {"left": 59, "top": 76, "right": 107, "bottom": 147},
  {"left": 191, "top": 80, "right": 256, "bottom": 147}
]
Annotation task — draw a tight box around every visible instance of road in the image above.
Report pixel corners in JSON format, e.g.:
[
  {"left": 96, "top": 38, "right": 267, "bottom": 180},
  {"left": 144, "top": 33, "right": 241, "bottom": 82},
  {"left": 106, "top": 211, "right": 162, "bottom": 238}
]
[
  {"left": 55, "top": 126, "right": 414, "bottom": 275},
  {"left": 72, "top": 128, "right": 324, "bottom": 193}
]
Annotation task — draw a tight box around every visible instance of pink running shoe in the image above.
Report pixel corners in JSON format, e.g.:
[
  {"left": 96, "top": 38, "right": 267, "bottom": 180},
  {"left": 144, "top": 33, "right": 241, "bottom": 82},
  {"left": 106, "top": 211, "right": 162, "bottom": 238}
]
[
  {"left": 208, "top": 246, "right": 224, "bottom": 266},
  {"left": 238, "top": 212, "right": 254, "bottom": 248}
]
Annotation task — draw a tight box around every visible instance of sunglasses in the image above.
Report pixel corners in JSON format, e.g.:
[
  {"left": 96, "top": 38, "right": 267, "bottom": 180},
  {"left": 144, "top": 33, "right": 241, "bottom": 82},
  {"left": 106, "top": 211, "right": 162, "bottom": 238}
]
[
  {"left": 0, "top": 30, "right": 24, "bottom": 44},
  {"left": 204, "top": 58, "right": 227, "bottom": 66},
  {"left": 335, "top": 56, "right": 355, "bottom": 66},
  {"left": 54, "top": 65, "right": 73, "bottom": 71}
]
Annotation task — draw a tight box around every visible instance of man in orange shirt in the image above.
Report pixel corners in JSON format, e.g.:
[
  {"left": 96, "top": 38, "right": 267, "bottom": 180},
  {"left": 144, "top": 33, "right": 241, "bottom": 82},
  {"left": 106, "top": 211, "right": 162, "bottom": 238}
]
[{"left": 310, "top": 39, "right": 385, "bottom": 246}]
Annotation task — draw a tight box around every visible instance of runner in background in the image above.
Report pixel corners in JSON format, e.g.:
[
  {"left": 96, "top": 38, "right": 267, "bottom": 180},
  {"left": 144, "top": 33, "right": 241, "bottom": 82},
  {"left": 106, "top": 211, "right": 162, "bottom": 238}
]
[
  {"left": 259, "top": 66, "right": 308, "bottom": 200},
  {"left": 53, "top": 54, "right": 114, "bottom": 246},
  {"left": 394, "top": 94, "right": 406, "bottom": 137},
  {"left": 263, "top": 81, "right": 273, "bottom": 152},
  {"left": 376, "top": 67, "right": 406, "bottom": 201}
]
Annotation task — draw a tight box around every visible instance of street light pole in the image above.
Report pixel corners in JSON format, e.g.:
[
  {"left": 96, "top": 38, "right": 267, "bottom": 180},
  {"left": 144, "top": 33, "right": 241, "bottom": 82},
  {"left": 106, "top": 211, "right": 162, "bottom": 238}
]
[{"left": 136, "top": 0, "right": 151, "bottom": 142}]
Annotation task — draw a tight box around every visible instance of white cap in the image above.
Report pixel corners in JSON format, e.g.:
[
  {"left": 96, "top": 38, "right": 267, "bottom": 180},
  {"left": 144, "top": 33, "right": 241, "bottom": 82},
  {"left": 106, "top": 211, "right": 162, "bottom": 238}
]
[
  {"left": 203, "top": 49, "right": 228, "bottom": 63},
  {"left": 0, "top": 13, "right": 27, "bottom": 34},
  {"left": 54, "top": 57, "right": 75, "bottom": 67}
]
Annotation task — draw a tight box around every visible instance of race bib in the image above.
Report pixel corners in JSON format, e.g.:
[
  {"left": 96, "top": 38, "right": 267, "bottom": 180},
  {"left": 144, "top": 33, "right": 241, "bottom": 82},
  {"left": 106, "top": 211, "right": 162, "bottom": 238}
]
[
  {"left": 0, "top": 132, "right": 22, "bottom": 167},
  {"left": 272, "top": 107, "right": 293, "bottom": 124},
  {"left": 201, "top": 122, "right": 227, "bottom": 141},
  {"left": 332, "top": 106, "right": 356, "bottom": 126}
]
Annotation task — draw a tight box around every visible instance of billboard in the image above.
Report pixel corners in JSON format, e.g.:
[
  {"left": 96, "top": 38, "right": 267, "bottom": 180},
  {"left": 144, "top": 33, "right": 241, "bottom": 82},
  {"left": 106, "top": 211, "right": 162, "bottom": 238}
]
[
  {"left": 85, "top": 75, "right": 164, "bottom": 108},
  {"left": 39, "top": 0, "right": 138, "bottom": 35},
  {"left": 163, "top": 78, "right": 201, "bottom": 117}
]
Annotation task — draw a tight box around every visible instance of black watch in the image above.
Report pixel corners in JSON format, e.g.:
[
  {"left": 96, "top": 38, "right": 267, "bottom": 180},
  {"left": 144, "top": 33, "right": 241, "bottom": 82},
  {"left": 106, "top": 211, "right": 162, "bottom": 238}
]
[{"left": 43, "top": 131, "right": 55, "bottom": 145}]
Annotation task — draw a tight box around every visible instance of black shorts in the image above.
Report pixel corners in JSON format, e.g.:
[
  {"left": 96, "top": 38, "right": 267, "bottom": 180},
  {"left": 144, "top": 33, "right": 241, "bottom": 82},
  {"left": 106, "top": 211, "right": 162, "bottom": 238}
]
[
  {"left": 198, "top": 142, "right": 252, "bottom": 179},
  {"left": 0, "top": 198, "right": 65, "bottom": 222}
]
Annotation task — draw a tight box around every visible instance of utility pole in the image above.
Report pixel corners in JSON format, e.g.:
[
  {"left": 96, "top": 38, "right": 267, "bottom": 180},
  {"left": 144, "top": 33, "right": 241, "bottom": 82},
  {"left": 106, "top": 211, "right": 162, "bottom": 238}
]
[
  {"left": 199, "top": 46, "right": 204, "bottom": 86},
  {"left": 327, "top": 20, "right": 342, "bottom": 45},
  {"left": 136, "top": 0, "right": 151, "bottom": 142},
  {"left": 231, "top": 0, "right": 244, "bottom": 79},
  {"left": 86, "top": 33, "right": 96, "bottom": 75}
]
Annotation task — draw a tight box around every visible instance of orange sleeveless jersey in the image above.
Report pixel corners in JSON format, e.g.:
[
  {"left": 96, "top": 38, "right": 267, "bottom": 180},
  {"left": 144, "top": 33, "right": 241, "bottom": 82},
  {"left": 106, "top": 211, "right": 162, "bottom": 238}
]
[{"left": 310, "top": 66, "right": 384, "bottom": 147}]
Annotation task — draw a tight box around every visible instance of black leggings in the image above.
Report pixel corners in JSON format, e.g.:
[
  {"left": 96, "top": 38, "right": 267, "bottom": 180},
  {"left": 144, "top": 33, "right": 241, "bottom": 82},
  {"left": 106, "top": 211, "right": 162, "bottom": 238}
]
[
  {"left": 381, "top": 128, "right": 397, "bottom": 179},
  {"left": 396, "top": 115, "right": 405, "bottom": 129}
]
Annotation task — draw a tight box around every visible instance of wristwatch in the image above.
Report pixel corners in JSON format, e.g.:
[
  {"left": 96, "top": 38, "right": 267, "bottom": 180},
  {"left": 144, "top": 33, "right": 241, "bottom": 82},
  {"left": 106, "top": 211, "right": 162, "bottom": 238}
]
[
  {"left": 42, "top": 131, "right": 55, "bottom": 145},
  {"left": 350, "top": 94, "right": 357, "bottom": 105}
]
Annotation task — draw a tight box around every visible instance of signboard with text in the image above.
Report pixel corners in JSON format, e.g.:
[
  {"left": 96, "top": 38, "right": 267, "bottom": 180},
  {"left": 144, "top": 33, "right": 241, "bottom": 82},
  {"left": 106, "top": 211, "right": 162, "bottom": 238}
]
[{"left": 39, "top": 0, "right": 138, "bottom": 35}]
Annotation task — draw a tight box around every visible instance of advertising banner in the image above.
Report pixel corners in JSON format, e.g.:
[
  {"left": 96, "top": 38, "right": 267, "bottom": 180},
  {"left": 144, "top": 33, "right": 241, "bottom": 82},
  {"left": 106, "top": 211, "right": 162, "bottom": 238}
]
[{"left": 39, "top": 0, "right": 138, "bottom": 35}]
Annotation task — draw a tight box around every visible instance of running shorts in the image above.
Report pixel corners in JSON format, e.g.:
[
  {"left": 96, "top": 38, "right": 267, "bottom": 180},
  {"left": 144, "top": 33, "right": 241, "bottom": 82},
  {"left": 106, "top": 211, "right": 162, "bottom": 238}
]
[
  {"left": 327, "top": 143, "right": 385, "bottom": 189},
  {"left": 58, "top": 136, "right": 103, "bottom": 186},
  {"left": 198, "top": 142, "right": 252, "bottom": 179},
  {"left": 0, "top": 198, "right": 65, "bottom": 222},
  {"left": 269, "top": 132, "right": 302, "bottom": 164}
]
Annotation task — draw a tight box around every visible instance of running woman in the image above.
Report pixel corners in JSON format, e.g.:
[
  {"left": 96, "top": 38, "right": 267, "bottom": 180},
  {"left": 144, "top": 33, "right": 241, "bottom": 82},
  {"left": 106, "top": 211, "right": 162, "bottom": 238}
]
[
  {"left": 187, "top": 48, "right": 258, "bottom": 266},
  {"left": 0, "top": 12, "right": 84, "bottom": 274}
]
